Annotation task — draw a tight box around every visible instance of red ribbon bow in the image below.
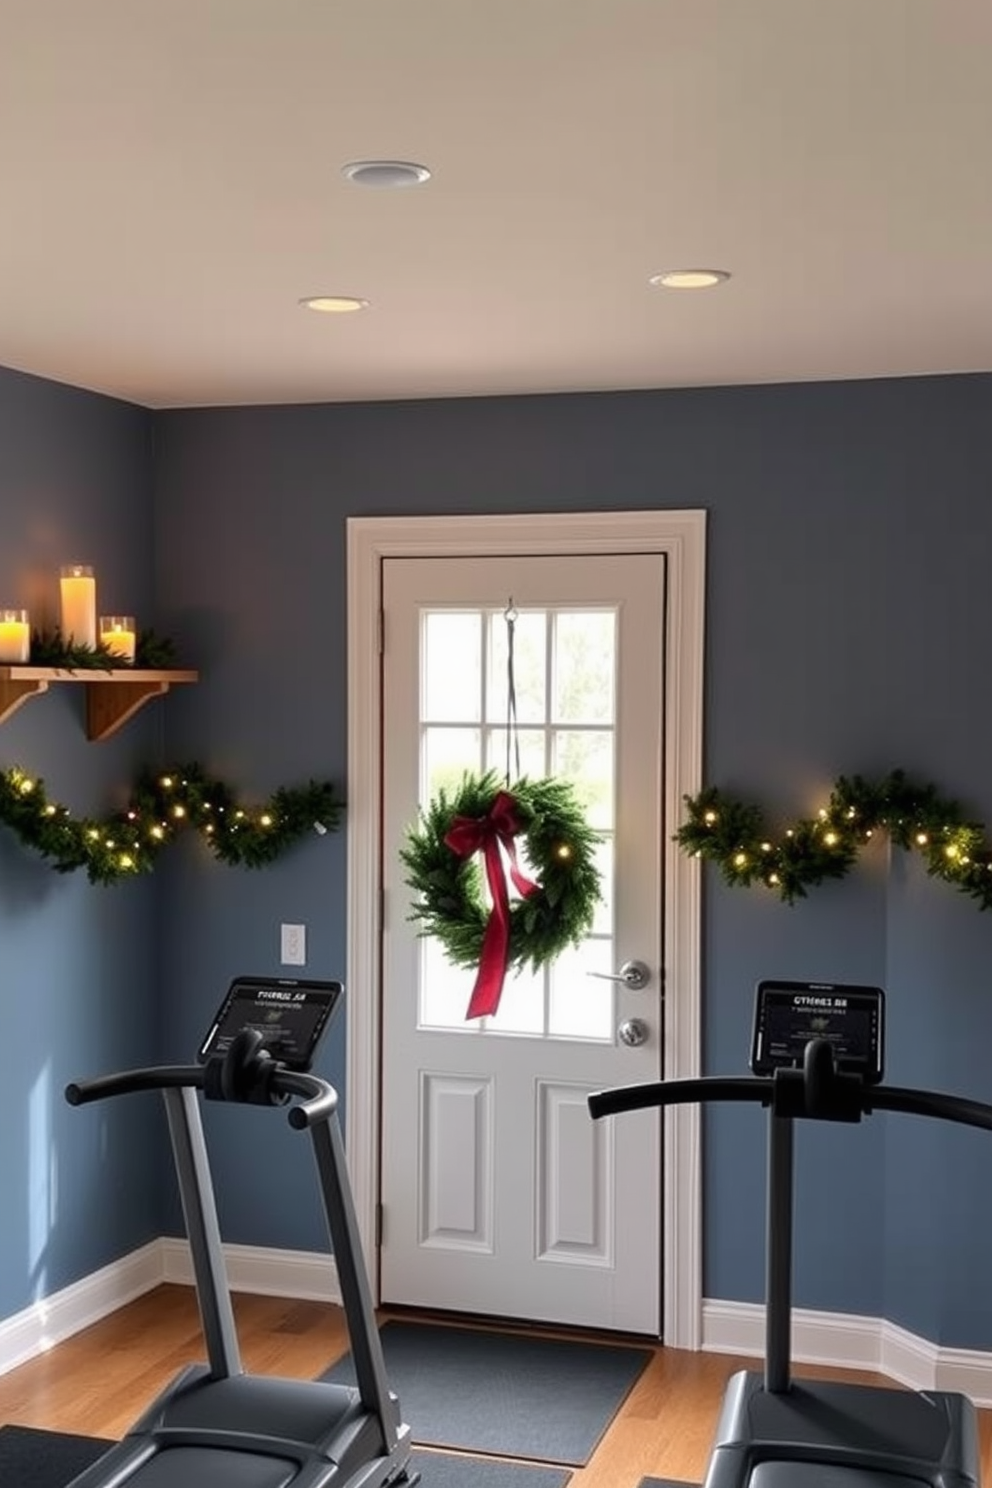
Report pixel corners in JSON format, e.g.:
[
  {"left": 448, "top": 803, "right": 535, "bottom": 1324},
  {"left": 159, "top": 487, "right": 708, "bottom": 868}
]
[{"left": 444, "top": 790, "right": 540, "bottom": 1019}]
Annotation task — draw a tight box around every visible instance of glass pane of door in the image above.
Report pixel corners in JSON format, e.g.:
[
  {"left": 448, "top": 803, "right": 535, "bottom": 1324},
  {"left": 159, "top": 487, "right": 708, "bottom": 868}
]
[{"left": 418, "top": 604, "right": 616, "bottom": 1040}]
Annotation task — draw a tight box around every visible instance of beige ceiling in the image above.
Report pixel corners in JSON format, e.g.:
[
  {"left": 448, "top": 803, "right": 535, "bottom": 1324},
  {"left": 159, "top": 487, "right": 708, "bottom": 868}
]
[{"left": 1, "top": 0, "right": 989, "bottom": 408}]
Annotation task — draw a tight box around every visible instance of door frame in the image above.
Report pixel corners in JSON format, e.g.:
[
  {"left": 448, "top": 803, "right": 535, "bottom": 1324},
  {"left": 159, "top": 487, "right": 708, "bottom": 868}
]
[{"left": 345, "top": 509, "right": 706, "bottom": 1348}]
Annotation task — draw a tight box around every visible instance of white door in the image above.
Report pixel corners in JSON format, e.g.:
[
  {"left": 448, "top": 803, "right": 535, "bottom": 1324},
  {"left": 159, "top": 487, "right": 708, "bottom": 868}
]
[{"left": 379, "top": 553, "right": 665, "bottom": 1333}]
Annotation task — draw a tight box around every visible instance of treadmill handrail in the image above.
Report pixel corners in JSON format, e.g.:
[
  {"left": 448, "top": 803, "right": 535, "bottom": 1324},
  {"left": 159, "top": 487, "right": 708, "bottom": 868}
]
[
  {"left": 588, "top": 1073, "right": 992, "bottom": 1137},
  {"left": 588, "top": 1076, "right": 772, "bottom": 1118},
  {"left": 66, "top": 1066, "right": 207, "bottom": 1104},
  {"left": 867, "top": 1084, "right": 992, "bottom": 1133},
  {"left": 283, "top": 1071, "right": 338, "bottom": 1128},
  {"left": 66, "top": 1063, "right": 338, "bottom": 1126}
]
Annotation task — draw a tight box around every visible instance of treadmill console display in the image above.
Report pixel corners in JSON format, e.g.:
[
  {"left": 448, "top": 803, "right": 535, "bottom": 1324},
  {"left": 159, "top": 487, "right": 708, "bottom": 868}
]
[
  {"left": 198, "top": 977, "right": 343, "bottom": 1073},
  {"left": 751, "top": 980, "right": 884, "bottom": 1083}
]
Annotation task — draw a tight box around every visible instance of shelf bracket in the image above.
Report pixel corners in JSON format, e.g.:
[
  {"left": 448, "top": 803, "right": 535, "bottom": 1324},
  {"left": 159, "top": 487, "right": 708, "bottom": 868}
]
[
  {"left": 86, "top": 677, "right": 171, "bottom": 742},
  {"left": 0, "top": 667, "right": 197, "bottom": 740},
  {"left": 0, "top": 675, "right": 49, "bottom": 726}
]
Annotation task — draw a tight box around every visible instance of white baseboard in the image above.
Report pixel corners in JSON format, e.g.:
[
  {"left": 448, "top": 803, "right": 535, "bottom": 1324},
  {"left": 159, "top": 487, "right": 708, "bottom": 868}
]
[
  {"left": 5, "top": 1254, "right": 991, "bottom": 1410},
  {"left": 879, "top": 1317, "right": 937, "bottom": 1390},
  {"left": 702, "top": 1298, "right": 881, "bottom": 1371},
  {"left": 932, "top": 1340, "right": 992, "bottom": 1405},
  {"left": 703, "top": 1299, "right": 992, "bottom": 1408},
  {"left": 160, "top": 1237, "right": 341, "bottom": 1303},
  {"left": 0, "top": 1239, "right": 342, "bottom": 1379},
  {"left": 0, "top": 1241, "right": 164, "bottom": 1377}
]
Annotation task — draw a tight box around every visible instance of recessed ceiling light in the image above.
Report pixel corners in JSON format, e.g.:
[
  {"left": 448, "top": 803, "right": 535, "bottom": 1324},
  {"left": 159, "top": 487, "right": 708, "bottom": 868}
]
[
  {"left": 299, "top": 295, "right": 369, "bottom": 314},
  {"left": 649, "top": 269, "right": 731, "bottom": 290},
  {"left": 341, "top": 160, "right": 432, "bottom": 189}
]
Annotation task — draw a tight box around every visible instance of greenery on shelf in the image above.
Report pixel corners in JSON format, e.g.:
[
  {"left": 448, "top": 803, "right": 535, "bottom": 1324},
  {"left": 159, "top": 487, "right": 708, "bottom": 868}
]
[
  {"left": 134, "top": 628, "right": 180, "bottom": 669},
  {"left": 26, "top": 627, "right": 181, "bottom": 670}
]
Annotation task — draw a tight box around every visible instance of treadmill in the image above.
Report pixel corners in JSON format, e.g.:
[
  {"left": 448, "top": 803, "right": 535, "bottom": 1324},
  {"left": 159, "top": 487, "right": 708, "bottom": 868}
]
[
  {"left": 589, "top": 979, "right": 984, "bottom": 1488},
  {"left": 63, "top": 975, "right": 417, "bottom": 1488}
]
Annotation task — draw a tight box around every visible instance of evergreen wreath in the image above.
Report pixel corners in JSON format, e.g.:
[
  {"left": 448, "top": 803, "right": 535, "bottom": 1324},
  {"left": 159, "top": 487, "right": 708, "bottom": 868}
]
[
  {"left": 401, "top": 769, "right": 603, "bottom": 988},
  {"left": 0, "top": 762, "right": 341, "bottom": 884},
  {"left": 678, "top": 769, "right": 992, "bottom": 909}
]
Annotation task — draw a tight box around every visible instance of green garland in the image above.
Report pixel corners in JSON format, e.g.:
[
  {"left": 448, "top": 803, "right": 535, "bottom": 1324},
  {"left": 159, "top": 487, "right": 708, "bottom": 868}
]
[
  {"left": 28, "top": 627, "right": 181, "bottom": 670},
  {"left": 677, "top": 770, "right": 992, "bottom": 909},
  {"left": 0, "top": 762, "right": 342, "bottom": 884},
  {"left": 401, "top": 771, "right": 603, "bottom": 973}
]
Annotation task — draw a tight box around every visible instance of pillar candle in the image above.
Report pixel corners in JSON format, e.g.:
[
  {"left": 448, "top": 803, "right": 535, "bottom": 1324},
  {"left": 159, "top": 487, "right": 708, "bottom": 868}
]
[
  {"left": 0, "top": 609, "right": 30, "bottom": 664},
  {"left": 60, "top": 564, "right": 97, "bottom": 647},
  {"left": 99, "top": 615, "right": 136, "bottom": 664}
]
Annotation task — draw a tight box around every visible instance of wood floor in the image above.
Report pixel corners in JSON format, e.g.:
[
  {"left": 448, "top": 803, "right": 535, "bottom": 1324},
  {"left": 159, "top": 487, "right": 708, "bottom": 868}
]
[{"left": 1, "top": 1286, "right": 991, "bottom": 1486}]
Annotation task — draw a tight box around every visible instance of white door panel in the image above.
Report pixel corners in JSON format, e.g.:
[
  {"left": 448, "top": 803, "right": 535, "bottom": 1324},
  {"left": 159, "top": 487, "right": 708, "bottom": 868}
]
[{"left": 380, "top": 553, "right": 664, "bottom": 1332}]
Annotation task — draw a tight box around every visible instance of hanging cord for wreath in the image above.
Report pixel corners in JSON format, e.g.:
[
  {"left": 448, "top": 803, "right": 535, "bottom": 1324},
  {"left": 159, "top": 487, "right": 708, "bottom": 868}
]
[
  {"left": 504, "top": 597, "right": 522, "bottom": 786},
  {"left": 442, "top": 599, "right": 539, "bottom": 1018}
]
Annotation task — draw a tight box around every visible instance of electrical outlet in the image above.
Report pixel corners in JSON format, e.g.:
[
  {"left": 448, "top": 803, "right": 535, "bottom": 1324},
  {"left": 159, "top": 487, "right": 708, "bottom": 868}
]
[{"left": 280, "top": 922, "right": 306, "bottom": 966}]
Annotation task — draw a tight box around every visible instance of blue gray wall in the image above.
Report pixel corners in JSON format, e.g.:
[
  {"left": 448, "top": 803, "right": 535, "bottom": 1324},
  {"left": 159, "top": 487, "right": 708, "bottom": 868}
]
[
  {"left": 0, "top": 367, "right": 161, "bottom": 1322},
  {"left": 153, "top": 375, "right": 992, "bottom": 1347},
  {"left": 3, "top": 366, "right": 992, "bottom": 1349}
]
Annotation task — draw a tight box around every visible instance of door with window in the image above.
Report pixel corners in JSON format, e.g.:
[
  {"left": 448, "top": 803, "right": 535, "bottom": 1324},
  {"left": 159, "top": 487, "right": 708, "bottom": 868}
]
[{"left": 379, "top": 554, "right": 665, "bottom": 1332}]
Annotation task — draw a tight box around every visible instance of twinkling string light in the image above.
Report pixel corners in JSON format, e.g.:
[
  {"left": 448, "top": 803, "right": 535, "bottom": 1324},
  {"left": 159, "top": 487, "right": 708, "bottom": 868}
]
[
  {"left": 0, "top": 763, "right": 341, "bottom": 883},
  {"left": 677, "top": 770, "right": 992, "bottom": 909}
]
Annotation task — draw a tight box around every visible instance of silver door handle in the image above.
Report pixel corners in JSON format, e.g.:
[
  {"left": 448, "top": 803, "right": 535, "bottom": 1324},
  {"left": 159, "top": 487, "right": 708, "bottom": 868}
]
[
  {"left": 587, "top": 959, "right": 651, "bottom": 991},
  {"left": 618, "top": 1017, "right": 649, "bottom": 1047}
]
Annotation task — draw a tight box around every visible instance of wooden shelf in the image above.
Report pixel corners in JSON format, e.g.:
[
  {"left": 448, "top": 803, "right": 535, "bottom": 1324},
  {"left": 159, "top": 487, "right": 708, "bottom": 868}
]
[{"left": 0, "top": 667, "right": 198, "bottom": 741}]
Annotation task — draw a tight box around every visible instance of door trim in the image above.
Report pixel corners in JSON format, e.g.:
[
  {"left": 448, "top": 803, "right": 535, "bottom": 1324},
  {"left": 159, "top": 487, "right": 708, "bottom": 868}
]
[{"left": 346, "top": 509, "right": 706, "bottom": 1348}]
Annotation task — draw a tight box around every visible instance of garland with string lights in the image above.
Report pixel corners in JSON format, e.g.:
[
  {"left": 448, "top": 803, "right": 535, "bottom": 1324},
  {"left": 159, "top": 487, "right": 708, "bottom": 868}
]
[
  {"left": 677, "top": 770, "right": 992, "bottom": 909},
  {"left": 401, "top": 770, "right": 603, "bottom": 1018},
  {"left": 0, "top": 762, "right": 341, "bottom": 884}
]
